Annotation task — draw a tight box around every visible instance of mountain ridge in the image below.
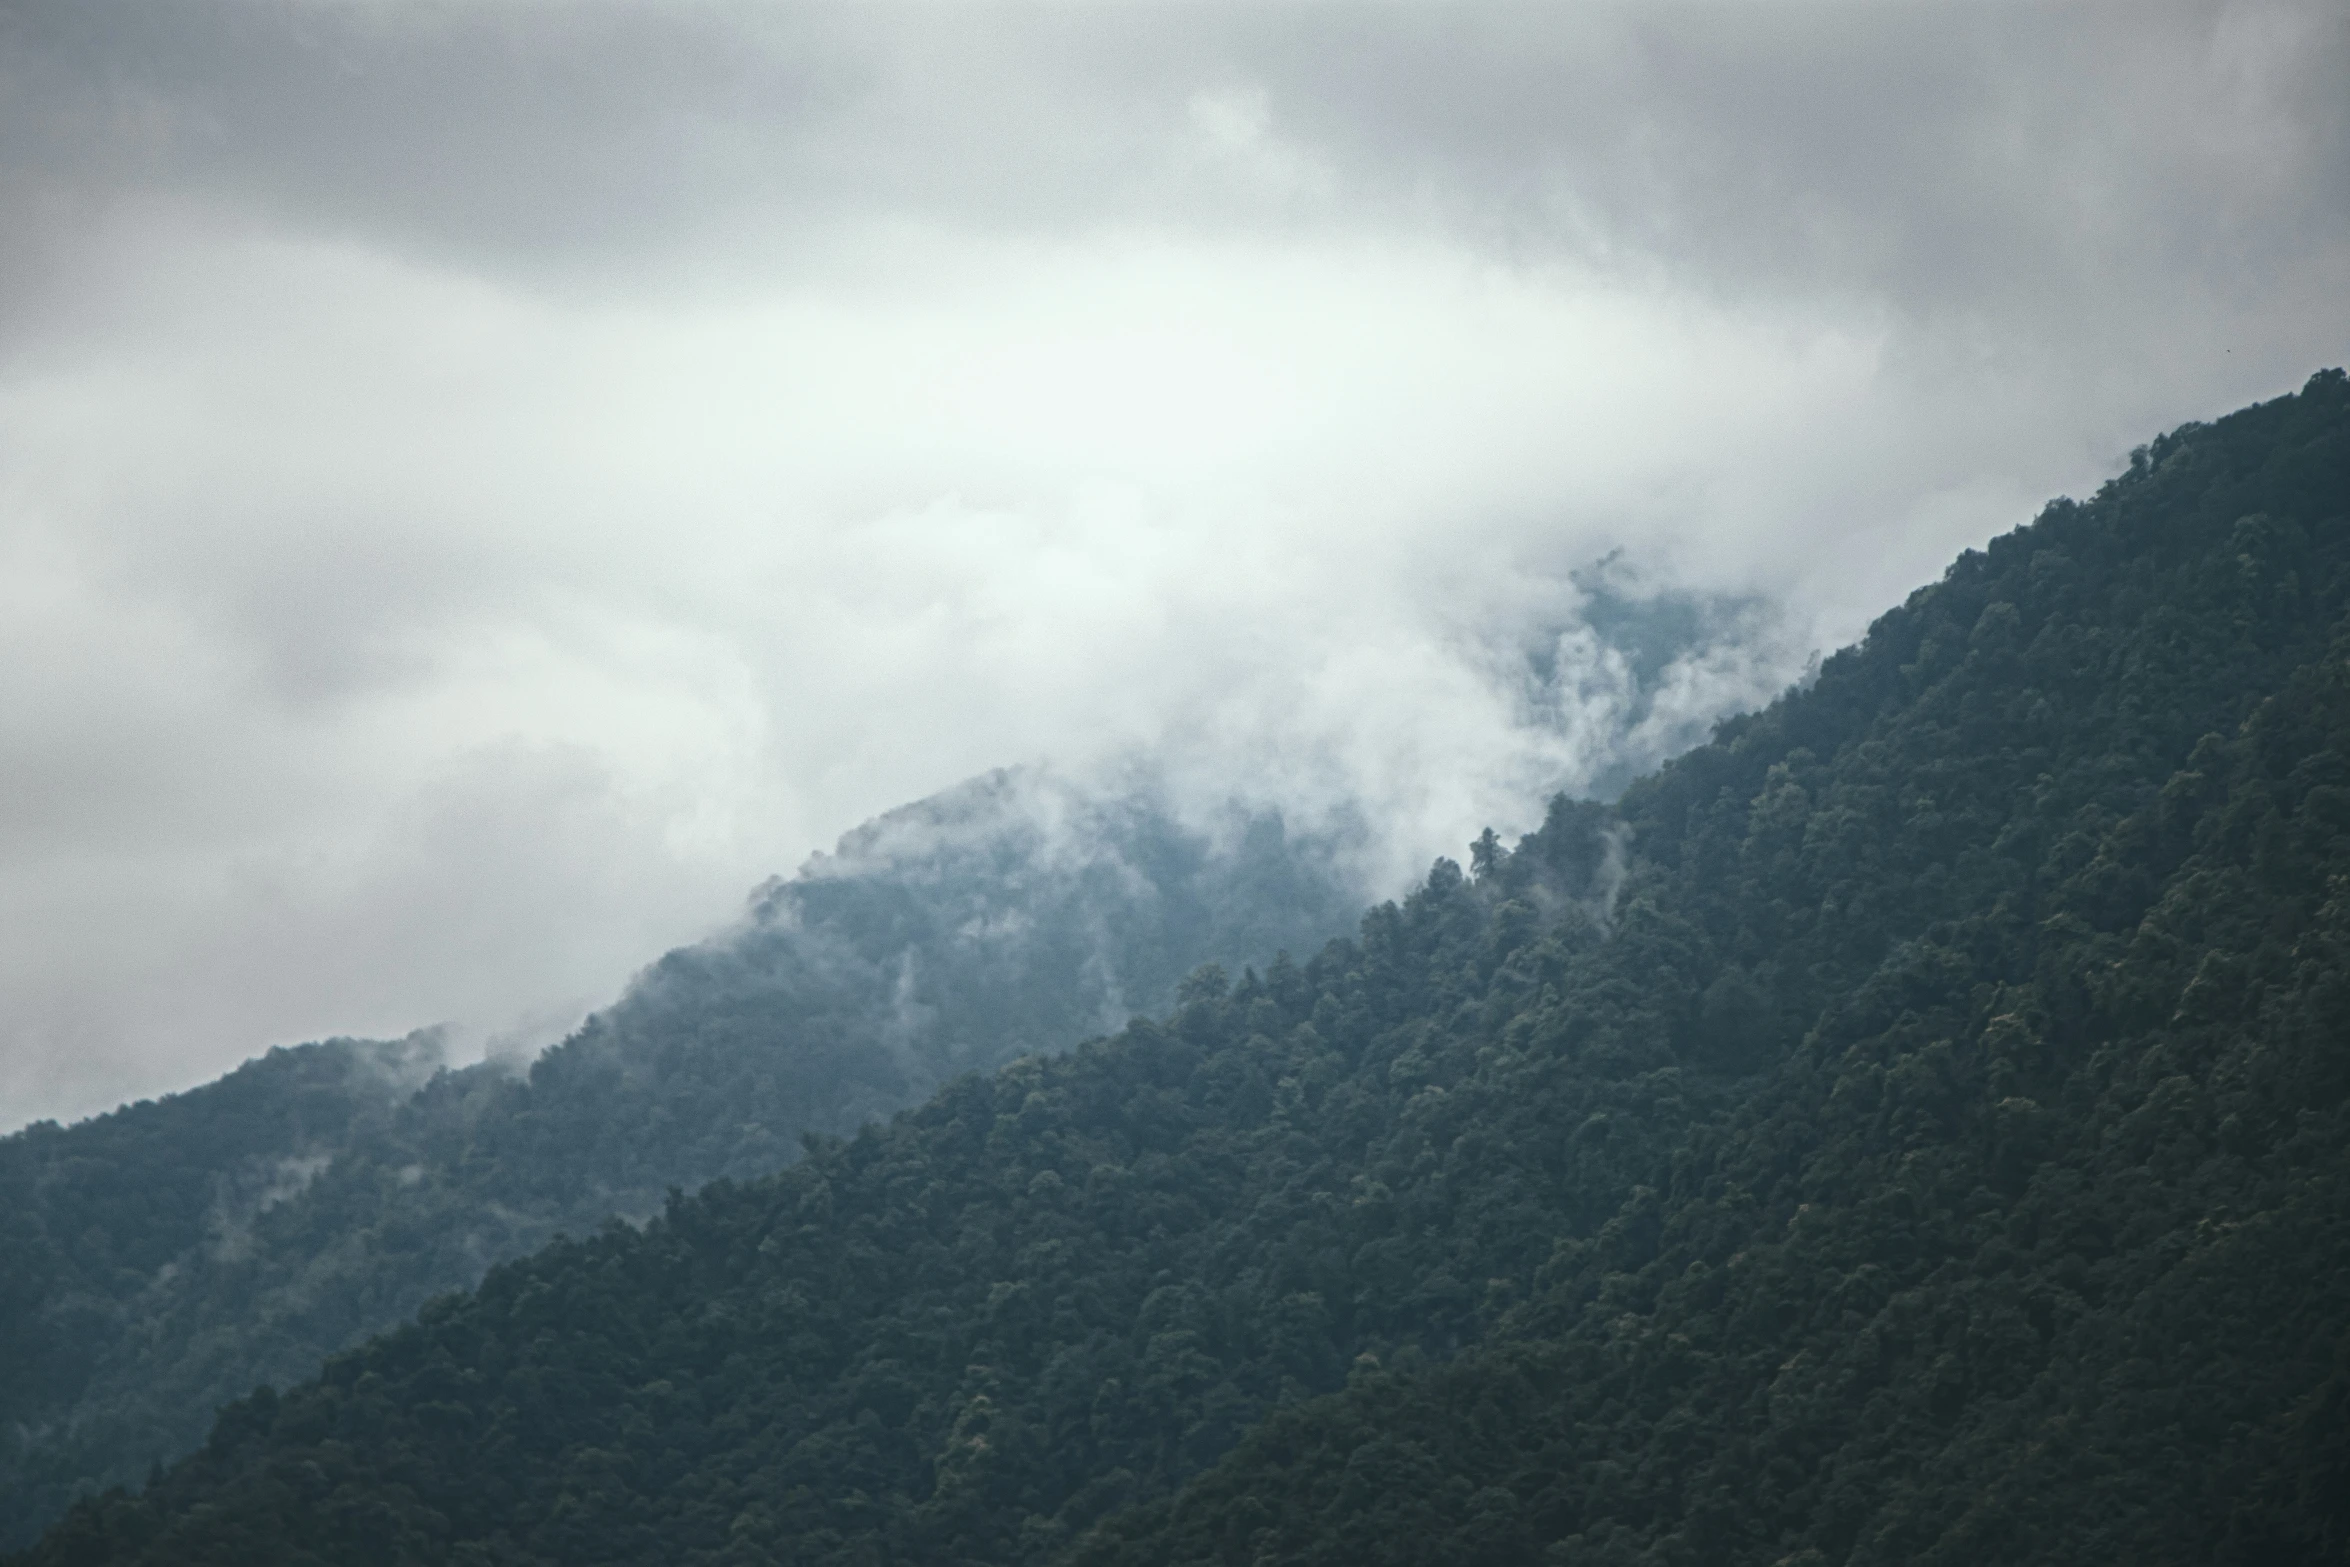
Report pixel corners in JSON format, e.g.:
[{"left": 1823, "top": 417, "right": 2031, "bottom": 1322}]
[{"left": 12, "top": 369, "right": 2349, "bottom": 1565}]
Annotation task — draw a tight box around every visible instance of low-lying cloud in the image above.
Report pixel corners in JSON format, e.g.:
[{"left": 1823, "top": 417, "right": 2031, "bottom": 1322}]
[{"left": 3, "top": 0, "right": 2344, "bottom": 1128}]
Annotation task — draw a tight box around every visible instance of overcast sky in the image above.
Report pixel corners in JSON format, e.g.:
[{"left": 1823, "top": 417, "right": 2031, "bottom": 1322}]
[{"left": 3, "top": 0, "right": 2344, "bottom": 1130}]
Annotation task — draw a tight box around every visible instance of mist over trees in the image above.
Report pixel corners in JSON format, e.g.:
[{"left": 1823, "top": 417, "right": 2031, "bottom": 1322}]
[
  {"left": 9, "top": 373, "right": 2344, "bottom": 1565},
  {"left": 0, "top": 774, "right": 1365, "bottom": 1547},
  {"left": 0, "top": 575, "right": 1779, "bottom": 1546}
]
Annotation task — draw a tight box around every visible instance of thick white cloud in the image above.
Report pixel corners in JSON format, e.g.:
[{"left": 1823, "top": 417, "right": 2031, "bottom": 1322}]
[{"left": 2, "top": 0, "right": 2344, "bottom": 1128}]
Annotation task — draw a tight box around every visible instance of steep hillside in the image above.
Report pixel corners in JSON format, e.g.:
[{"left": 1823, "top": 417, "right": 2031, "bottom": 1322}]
[
  {"left": 1081, "top": 509, "right": 2350, "bottom": 1562},
  {"left": 14, "top": 371, "right": 2348, "bottom": 1567},
  {"left": 0, "top": 774, "right": 1363, "bottom": 1547}
]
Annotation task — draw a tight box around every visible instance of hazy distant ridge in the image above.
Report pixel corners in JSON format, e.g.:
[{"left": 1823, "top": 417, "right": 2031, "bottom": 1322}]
[{"left": 0, "top": 771, "right": 1364, "bottom": 1546}]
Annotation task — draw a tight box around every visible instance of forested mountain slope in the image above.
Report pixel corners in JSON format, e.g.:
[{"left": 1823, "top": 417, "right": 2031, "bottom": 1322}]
[
  {"left": 0, "top": 774, "right": 1362, "bottom": 1547},
  {"left": 15, "top": 371, "right": 2349, "bottom": 1567},
  {"left": 1082, "top": 664, "right": 2350, "bottom": 1566}
]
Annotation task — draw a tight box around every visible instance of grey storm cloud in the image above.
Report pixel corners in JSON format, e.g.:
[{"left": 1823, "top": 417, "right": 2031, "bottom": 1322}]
[
  {"left": 9, "top": 3, "right": 2342, "bottom": 309},
  {"left": 2, "top": 0, "right": 2345, "bottom": 1128}
]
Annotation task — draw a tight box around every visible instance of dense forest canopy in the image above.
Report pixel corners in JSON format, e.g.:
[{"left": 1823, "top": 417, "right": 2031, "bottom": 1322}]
[
  {"left": 0, "top": 775, "right": 1363, "bottom": 1547},
  {"left": 10, "top": 371, "right": 2349, "bottom": 1565}
]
